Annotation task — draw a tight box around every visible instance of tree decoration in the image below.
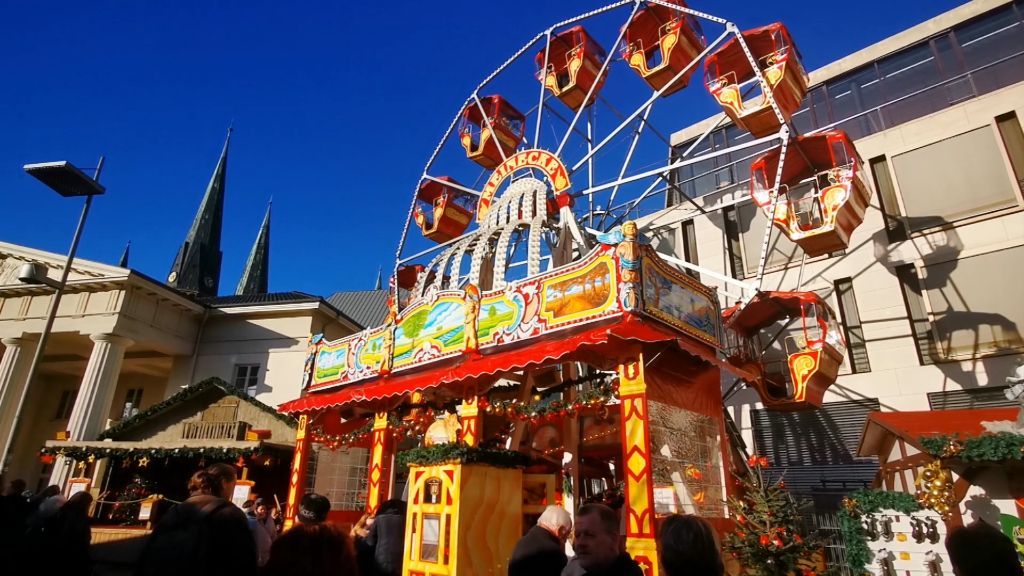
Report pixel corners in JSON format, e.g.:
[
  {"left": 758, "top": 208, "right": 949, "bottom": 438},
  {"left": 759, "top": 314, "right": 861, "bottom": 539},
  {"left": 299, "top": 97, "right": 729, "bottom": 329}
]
[
  {"left": 396, "top": 443, "right": 529, "bottom": 469},
  {"left": 723, "top": 456, "right": 820, "bottom": 575},
  {"left": 919, "top": 432, "right": 1024, "bottom": 462},
  {"left": 914, "top": 460, "right": 955, "bottom": 520},
  {"left": 836, "top": 489, "right": 921, "bottom": 575}
]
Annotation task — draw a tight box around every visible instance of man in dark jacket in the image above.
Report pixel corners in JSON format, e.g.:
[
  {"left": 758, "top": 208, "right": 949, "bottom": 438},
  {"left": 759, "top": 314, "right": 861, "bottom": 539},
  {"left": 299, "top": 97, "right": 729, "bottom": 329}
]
[
  {"left": 509, "top": 505, "right": 572, "bottom": 576},
  {"left": 563, "top": 503, "right": 643, "bottom": 576},
  {"left": 358, "top": 498, "right": 407, "bottom": 576}
]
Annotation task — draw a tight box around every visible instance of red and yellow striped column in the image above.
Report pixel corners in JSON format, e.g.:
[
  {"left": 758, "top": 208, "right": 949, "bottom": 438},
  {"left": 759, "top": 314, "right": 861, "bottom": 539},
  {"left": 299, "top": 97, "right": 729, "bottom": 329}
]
[
  {"left": 366, "top": 411, "right": 393, "bottom": 514},
  {"left": 284, "top": 414, "right": 310, "bottom": 530},
  {"left": 619, "top": 354, "right": 659, "bottom": 576},
  {"left": 460, "top": 396, "right": 480, "bottom": 447}
]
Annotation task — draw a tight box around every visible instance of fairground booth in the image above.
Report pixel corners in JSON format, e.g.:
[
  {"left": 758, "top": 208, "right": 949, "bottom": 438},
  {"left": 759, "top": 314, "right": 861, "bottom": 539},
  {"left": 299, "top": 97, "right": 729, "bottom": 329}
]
[{"left": 277, "top": 2, "right": 862, "bottom": 575}]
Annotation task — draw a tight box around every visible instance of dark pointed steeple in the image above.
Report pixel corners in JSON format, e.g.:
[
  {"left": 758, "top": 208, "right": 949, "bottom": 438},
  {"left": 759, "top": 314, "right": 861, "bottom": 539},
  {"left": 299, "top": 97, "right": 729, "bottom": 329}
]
[
  {"left": 374, "top": 266, "right": 383, "bottom": 290},
  {"left": 236, "top": 201, "right": 271, "bottom": 295},
  {"left": 167, "top": 127, "right": 230, "bottom": 297},
  {"left": 119, "top": 241, "right": 131, "bottom": 268}
]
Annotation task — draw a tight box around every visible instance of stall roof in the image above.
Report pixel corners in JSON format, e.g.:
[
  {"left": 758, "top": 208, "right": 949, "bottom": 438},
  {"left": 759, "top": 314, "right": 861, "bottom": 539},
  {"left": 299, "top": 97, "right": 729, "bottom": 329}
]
[
  {"left": 279, "top": 314, "right": 730, "bottom": 415},
  {"left": 857, "top": 407, "right": 1018, "bottom": 457}
]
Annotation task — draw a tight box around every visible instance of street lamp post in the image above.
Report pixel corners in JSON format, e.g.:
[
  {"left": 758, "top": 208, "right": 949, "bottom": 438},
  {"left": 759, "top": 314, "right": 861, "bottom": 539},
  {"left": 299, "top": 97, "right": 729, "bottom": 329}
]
[{"left": 0, "top": 158, "right": 106, "bottom": 479}]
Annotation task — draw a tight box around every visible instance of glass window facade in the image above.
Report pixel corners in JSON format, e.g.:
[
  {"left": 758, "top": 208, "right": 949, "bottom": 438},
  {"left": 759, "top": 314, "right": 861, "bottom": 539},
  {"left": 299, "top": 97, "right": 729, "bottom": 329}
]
[{"left": 670, "top": 1, "right": 1024, "bottom": 205}]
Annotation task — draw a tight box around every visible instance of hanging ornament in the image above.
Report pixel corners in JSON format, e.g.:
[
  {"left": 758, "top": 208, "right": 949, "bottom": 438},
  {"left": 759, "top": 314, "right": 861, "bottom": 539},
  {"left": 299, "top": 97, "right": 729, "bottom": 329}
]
[
  {"left": 914, "top": 460, "right": 955, "bottom": 520},
  {"left": 87, "top": 453, "right": 97, "bottom": 463},
  {"left": 759, "top": 534, "right": 771, "bottom": 546},
  {"left": 941, "top": 437, "right": 964, "bottom": 458},
  {"left": 138, "top": 456, "right": 150, "bottom": 467}
]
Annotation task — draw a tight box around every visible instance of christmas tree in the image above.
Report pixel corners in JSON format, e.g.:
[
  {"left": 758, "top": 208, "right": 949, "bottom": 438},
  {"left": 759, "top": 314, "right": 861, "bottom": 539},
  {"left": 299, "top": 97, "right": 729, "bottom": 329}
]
[{"left": 723, "top": 456, "right": 820, "bottom": 576}]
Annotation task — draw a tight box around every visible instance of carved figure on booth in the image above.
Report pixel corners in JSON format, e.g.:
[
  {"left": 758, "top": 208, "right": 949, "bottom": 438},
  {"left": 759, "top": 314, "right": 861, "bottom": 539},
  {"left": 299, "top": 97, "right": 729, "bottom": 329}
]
[
  {"left": 464, "top": 284, "right": 481, "bottom": 352},
  {"left": 424, "top": 412, "right": 462, "bottom": 446},
  {"left": 301, "top": 333, "right": 323, "bottom": 390},
  {"left": 380, "top": 292, "right": 399, "bottom": 375},
  {"left": 597, "top": 220, "right": 646, "bottom": 310}
]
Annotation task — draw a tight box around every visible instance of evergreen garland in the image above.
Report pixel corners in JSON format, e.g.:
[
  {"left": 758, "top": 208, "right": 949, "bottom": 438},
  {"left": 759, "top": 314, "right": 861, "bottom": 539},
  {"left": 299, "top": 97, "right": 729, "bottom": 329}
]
[
  {"left": 836, "top": 489, "right": 921, "bottom": 575},
  {"left": 40, "top": 445, "right": 262, "bottom": 461},
  {"left": 919, "top": 432, "right": 1024, "bottom": 462},
  {"left": 396, "top": 443, "right": 529, "bottom": 469}
]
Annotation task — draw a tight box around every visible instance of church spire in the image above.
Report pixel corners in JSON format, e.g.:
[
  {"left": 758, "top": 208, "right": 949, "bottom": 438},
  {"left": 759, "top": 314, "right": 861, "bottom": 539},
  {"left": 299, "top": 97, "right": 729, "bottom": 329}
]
[
  {"left": 118, "top": 241, "right": 131, "bottom": 268},
  {"left": 167, "top": 127, "right": 230, "bottom": 297},
  {"left": 236, "top": 201, "right": 271, "bottom": 296}
]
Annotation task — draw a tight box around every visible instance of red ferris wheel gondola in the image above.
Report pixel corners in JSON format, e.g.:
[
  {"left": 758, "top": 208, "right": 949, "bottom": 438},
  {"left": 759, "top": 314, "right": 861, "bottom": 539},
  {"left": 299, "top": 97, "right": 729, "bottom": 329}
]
[
  {"left": 704, "top": 23, "right": 807, "bottom": 137},
  {"left": 459, "top": 95, "right": 526, "bottom": 169},
  {"left": 723, "top": 291, "right": 846, "bottom": 411},
  {"left": 536, "top": 26, "right": 609, "bottom": 111},
  {"left": 414, "top": 177, "right": 475, "bottom": 243},
  {"left": 750, "top": 130, "right": 872, "bottom": 256},
  {"left": 621, "top": 0, "right": 706, "bottom": 97}
]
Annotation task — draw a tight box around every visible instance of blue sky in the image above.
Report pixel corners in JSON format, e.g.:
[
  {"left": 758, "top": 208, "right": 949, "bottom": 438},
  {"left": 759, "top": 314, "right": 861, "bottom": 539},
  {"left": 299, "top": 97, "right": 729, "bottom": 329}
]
[{"left": 1, "top": 0, "right": 964, "bottom": 296}]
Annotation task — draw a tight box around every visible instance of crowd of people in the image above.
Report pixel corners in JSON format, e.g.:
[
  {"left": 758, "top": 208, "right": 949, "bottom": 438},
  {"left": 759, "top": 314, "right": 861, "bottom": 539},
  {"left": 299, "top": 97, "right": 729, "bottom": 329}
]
[{"left": 3, "top": 467, "right": 1024, "bottom": 575}]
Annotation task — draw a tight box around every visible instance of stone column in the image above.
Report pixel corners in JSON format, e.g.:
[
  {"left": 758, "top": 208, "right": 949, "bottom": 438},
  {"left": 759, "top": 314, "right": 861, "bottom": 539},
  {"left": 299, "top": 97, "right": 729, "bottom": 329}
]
[
  {"left": 284, "top": 414, "right": 311, "bottom": 530},
  {"left": 618, "top": 354, "right": 659, "bottom": 576},
  {"left": 0, "top": 335, "right": 39, "bottom": 478},
  {"left": 51, "top": 333, "right": 133, "bottom": 487}
]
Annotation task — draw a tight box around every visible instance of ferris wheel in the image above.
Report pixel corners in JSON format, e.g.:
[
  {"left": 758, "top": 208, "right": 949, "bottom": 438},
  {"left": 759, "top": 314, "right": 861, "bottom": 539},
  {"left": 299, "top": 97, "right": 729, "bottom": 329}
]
[{"left": 390, "top": 0, "right": 872, "bottom": 410}]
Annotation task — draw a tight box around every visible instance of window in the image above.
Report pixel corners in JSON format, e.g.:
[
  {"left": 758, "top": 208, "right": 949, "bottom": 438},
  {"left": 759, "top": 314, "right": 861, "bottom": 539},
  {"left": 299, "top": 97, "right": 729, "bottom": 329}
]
[
  {"left": 723, "top": 202, "right": 802, "bottom": 279},
  {"left": 53, "top": 389, "right": 76, "bottom": 420},
  {"left": 896, "top": 264, "right": 938, "bottom": 365},
  {"left": 869, "top": 156, "right": 908, "bottom": 243},
  {"left": 996, "top": 112, "right": 1024, "bottom": 189},
  {"left": 920, "top": 246, "right": 1024, "bottom": 360},
  {"left": 834, "top": 278, "right": 870, "bottom": 373},
  {"left": 233, "top": 364, "right": 260, "bottom": 395},
  {"left": 681, "top": 220, "right": 699, "bottom": 279},
  {"left": 312, "top": 445, "right": 369, "bottom": 511},
  {"left": 891, "top": 126, "right": 1020, "bottom": 232},
  {"left": 121, "top": 388, "right": 144, "bottom": 419}
]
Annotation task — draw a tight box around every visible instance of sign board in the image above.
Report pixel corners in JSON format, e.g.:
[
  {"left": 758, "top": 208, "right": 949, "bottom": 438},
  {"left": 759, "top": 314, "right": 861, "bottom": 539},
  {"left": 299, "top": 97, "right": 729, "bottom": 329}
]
[
  {"left": 232, "top": 480, "right": 255, "bottom": 508},
  {"left": 67, "top": 478, "right": 90, "bottom": 498}
]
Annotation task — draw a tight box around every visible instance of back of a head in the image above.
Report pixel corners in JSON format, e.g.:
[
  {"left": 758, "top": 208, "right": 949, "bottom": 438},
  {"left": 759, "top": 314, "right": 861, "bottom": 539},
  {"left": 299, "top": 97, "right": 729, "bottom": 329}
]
[
  {"left": 64, "top": 491, "right": 94, "bottom": 514},
  {"left": 263, "top": 522, "right": 357, "bottom": 576},
  {"left": 577, "top": 503, "right": 619, "bottom": 536},
  {"left": 378, "top": 498, "right": 407, "bottom": 516},
  {"left": 659, "top": 514, "right": 724, "bottom": 576},
  {"left": 298, "top": 493, "right": 331, "bottom": 524},
  {"left": 9, "top": 478, "right": 26, "bottom": 495},
  {"left": 946, "top": 520, "right": 1024, "bottom": 576},
  {"left": 205, "top": 463, "right": 237, "bottom": 499},
  {"left": 187, "top": 470, "right": 217, "bottom": 497},
  {"left": 538, "top": 505, "right": 572, "bottom": 533}
]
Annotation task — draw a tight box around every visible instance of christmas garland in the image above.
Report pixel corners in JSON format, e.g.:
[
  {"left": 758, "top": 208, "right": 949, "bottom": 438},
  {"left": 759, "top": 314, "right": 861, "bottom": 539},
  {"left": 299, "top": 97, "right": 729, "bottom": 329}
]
[
  {"left": 39, "top": 444, "right": 262, "bottom": 462},
  {"left": 919, "top": 432, "right": 1024, "bottom": 462},
  {"left": 482, "top": 376, "right": 617, "bottom": 423},
  {"left": 396, "top": 443, "right": 529, "bottom": 469},
  {"left": 837, "top": 489, "right": 921, "bottom": 575},
  {"left": 98, "top": 377, "right": 296, "bottom": 440}
]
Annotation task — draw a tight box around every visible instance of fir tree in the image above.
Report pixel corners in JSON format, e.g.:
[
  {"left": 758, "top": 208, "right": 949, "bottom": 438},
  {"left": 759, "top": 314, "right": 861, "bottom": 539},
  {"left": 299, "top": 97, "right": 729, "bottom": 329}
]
[{"left": 723, "top": 456, "right": 821, "bottom": 576}]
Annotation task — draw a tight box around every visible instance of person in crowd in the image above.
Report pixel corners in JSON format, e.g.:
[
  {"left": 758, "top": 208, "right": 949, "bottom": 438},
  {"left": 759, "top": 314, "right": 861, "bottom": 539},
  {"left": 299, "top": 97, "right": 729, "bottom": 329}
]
[
  {"left": 244, "top": 499, "right": 274, "bottom": 567},
  {"left": 356, "top": 498, "right": 407, "bottom": 576},
  {"left": 47, "top": 491, "right": 95, "bottom": 573},
  {"left": 562, "top": 504, "right": 642, "bottom": 576},
  {"left": 26, "top": 484, "right": 64, "bottom": 534},
  {"left": 262, "top": 521, "right": 359, "bottom": 576},
  {"left": 658, "top": 514, "right": 724, "bottom": 576},
  {"left": 135, "top": 463, "right": 257, "bottom": 576},
  {"left": 296, "top": 492, "right": 331, "bottom": 525},
  {"left": 509, "top": 504, "right": 573, "bottom": 576},
  {"left": 946, "top": 519, "right": 1024, "bottom": 576},
  {"left": 0, "top": 479, "right": 30, "bottom": 555}
]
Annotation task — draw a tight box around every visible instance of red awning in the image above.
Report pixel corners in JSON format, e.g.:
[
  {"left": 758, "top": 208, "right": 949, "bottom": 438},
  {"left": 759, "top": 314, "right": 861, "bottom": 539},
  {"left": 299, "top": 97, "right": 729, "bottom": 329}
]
[
  {"left": 278, "top": 315, "right": 723, "bottom": 415},
  {"left": 857, "top": 407, "right": 1018, "bottom": 457}
]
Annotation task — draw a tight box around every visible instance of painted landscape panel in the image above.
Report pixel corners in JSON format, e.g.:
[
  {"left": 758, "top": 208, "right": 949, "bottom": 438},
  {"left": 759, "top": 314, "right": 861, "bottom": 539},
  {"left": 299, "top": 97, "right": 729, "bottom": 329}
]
[
  {"left": 641, "top": 256, "right": 720, "bottom": 346},
  {"left": 540, "top": 256, "right": 616, "bottom": 326},
  {"left": 315, "top": 340, "right": 349, "bottom": 384},
  {"left": 477, "top": 294, "right": 522, "bottom": 346},
  {"left": 393, "top": 296, "right": 466, "bottom": 369}
]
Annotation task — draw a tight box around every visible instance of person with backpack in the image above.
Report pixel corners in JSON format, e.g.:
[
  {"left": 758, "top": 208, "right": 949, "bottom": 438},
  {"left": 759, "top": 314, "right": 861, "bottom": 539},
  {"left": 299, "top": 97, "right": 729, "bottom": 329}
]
[{"left": 135, "top": 463, "right": 257, "bottom": 576}]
